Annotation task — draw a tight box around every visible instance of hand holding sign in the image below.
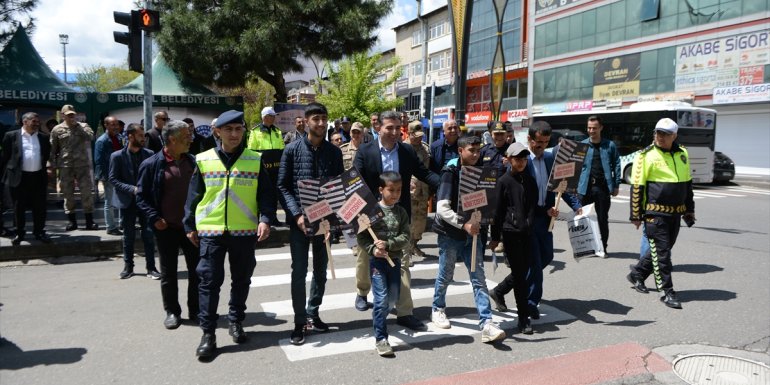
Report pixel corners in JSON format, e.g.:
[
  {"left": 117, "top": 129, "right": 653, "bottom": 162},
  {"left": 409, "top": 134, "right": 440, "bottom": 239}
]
[
  {"left": 549, "top": 179, "right": 568, "bottom": 232},
  {"left": 318, "top": 219, "right": 336, "bottom": 280},
  {"left": 341, "top": 196, "right": 394, "bottom": 267}
]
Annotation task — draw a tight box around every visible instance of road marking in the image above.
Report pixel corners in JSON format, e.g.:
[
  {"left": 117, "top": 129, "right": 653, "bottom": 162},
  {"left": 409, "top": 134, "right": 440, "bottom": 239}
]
[
  {"left": 255, "top": 248, "right": 352, "bottom": 262},
  {"left": 260, "top": 279, "right": 498, "bottom": 316},
  {"left": 277, "top": 305, "right": 575, "bottom": 361},
  {"left": 250, "top": 263, "right": 438, "bottom": 288}
]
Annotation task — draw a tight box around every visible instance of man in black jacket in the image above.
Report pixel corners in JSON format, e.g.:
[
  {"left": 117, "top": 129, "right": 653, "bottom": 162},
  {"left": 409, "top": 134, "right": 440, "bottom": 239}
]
[
  {"left": 352, "top": 110, "right": 440, "bottom": 330},
  {"left": 1, "top": 112, "right": 51, "bottom": 245}
]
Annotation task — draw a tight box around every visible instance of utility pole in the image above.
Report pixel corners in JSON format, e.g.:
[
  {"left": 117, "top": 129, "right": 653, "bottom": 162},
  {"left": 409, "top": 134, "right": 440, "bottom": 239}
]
[{"left": 143, "top": 0, "right": 153, "bottom": 134}]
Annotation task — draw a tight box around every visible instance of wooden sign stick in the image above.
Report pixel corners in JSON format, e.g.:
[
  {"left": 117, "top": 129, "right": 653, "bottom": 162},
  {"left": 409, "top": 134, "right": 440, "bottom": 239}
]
[
  {"left": 366, "top": 226, "right": 395, "bottom": 267},
  {"left": 318, "top": 219, "right": 336, "bottom": 279},
  {"left": 549, "top": 180, "right": 568, "bottom": 232},
  {"left": 469, "top": 210, "right": 482, "bottom": 273},
  {"left": 357, "top": 213, "right": 395, "bottom": 267}
]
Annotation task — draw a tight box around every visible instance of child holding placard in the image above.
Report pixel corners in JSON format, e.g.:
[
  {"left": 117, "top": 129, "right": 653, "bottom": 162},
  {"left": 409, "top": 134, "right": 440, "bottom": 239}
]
[{"left": 356, "top": 171, "right": 410, "bottom": 357}]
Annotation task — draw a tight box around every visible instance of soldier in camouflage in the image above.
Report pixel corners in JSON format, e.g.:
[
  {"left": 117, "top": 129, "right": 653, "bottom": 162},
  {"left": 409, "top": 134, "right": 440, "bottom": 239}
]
[
  {"left": 50, "top": 105, "right": 98, "bottom": 231},
  {"left": 407, "top": 121, "right": 431, "bottom": 263}
]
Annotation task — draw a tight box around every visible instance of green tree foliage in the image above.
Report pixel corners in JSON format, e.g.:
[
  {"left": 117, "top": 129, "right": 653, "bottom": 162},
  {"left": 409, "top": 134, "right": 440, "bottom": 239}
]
[
  {"left": 0, "top": 0, "right": 37, "bottom": 45},
  {"left": 75, "top": 64, "right": 138, "bottom": 93},
  {"left": 155, "top": 0, "right": 393, "bottom": 103},
  {"left": 213, "top": 80, "right": 275, "bottom": 128},
  {"left": 316, "top": 52, "right": 403, "bottom": 124}
]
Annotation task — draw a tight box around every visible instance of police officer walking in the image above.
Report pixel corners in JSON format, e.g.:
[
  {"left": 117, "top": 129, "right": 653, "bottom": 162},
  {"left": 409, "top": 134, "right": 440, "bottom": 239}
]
[
  {"left": 626, "top": 118, "right": 695, "bottom": 309},
  {"left": 406, "top": 120, "right": 431, "bottom": 262},
  {"left": 184, "top": 110, "right": 276, "bottom": 359},
  {"left": 246, "top": 106, "right": 284, "bottom": 226},
  {"left": 479, "top": 122, "right": 511, "bottom": 255}
]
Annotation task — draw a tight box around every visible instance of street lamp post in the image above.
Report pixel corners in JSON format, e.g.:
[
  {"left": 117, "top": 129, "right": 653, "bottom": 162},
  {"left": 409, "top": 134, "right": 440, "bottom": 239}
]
[{"left": 59, "top": 34, "right": 69, "bottom": 83}]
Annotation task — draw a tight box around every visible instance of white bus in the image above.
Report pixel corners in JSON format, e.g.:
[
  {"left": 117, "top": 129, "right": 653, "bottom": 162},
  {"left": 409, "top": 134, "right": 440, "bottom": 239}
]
[{"left": 532, "top": 101, "right": 717, "bottom": 184}]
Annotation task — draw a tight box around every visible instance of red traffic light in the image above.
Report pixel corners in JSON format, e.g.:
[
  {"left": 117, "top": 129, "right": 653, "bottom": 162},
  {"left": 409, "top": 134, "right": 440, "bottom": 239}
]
[{"left": 139, "top": 9, "right": 161, "bottom": 32}]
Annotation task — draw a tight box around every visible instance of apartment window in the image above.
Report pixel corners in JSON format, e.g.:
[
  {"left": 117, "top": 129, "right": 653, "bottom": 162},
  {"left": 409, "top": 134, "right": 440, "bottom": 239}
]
[
  {"left": 412, "top": 29, "right": 424, "bottom": 46},
  {"left": 373, "top": 74, "right": 386, "bottom": 83},
  {"left": 429, "top": 51, "right": 451, "bottom": 72},
  {"left": 411, "top": 61, "right": 423, "bottom": 77},
  {"left": 429, "top": 20, "right": 447, "bottom": 40},
  {"left": 398, "top": 64, "right": 409, "bottom": 80}
]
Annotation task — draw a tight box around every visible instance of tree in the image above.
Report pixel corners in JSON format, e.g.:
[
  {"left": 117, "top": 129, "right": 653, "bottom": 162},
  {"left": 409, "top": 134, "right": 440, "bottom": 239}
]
[
  {"left": 213, "top": 80, "right": 275, "bottom": 128},
  {"left": 316, "top": 52, "right": 403, "bottom": 124},
  {"left": 75, "top": 64, "right": 138, "bottom": 93},
  {"left": 155, "top": 0, "right": 393, "bottom": 103},
  {"left": 0, "top": 0, "right": 37, "bottom": 45}
]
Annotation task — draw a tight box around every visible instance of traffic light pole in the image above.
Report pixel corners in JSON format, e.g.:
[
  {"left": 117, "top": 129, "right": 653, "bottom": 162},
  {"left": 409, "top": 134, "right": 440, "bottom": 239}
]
[{"left": 142, "top": 0, "right": 153, "bottom": 134}]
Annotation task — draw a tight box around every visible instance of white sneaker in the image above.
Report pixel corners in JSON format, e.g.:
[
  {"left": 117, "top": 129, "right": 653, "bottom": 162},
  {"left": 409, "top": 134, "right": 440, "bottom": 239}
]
[
  {"left": 481, "top": 321, "right": 506, "bottom": 343},
  {"left": 375, "top": 339, "right": 394, "bottom": 357},
  {"left": 431, "top": 308, "right": 451, "bottom": 329}
]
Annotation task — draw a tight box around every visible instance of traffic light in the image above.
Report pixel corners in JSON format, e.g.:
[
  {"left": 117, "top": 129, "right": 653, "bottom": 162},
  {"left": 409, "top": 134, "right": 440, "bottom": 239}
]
[
  {"left": 138, "top": 9, "right": 161, "bottom": 32},
  {"left": 113, "top": 10, "right": 142, "bottom": 72}
]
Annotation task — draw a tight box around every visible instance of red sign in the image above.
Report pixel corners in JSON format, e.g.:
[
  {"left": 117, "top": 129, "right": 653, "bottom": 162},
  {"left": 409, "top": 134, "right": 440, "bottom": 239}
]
[
  {"left": 553, "top": 163, "right": 576, "bottom": 179},
  {"left": 465, "top": 111, "right": 491, "bottom": 125},
  {"left": 339, "top": 193, "right": 367, "bottom": 224},
  {"left": 566, "top": 100, "right": 594, "bottom": 112},
  {"left": 305, "top": 201, "right": 333, "bottom": 223},
  {"left": 461, "top": 190, "right": 488, "bottom": 212},
  {"left": 739, "top": 66, "right": 764, "bottom": 85}
]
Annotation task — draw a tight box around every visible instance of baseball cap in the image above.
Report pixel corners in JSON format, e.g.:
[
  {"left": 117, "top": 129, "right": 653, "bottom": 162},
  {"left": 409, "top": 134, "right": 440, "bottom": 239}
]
[
  {"left": 350, "top": 123, "right": 363, "bottom": 132},
  {"left": 340, "top": 116, "right": 351, "bottom": 123},
  {"left": 654, "top": 118, "right": 678, "bottom": 134},
  {"left": 61, "top": 105, "right": 77, "bottom": 115},
  {"left": 505, "top": 142, "right": 530, "bottom": 157},
  {"left": 216, "top": 110, "right": 244, "bottom": 127},
  {"left": 261, "top": 107, "right": 277, "bottom": 117},
  {"left": 408, "top": 121, "right": 424, "bottom": 137}
]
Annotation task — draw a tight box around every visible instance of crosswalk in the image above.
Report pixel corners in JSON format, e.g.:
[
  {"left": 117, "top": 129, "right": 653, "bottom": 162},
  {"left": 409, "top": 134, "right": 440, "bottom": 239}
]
[
  {"left": 250, "top": 247, "right": 576, "bottom": 362},
  {"left": 612, "top": 185, "right": 769, "bottom": 203}
]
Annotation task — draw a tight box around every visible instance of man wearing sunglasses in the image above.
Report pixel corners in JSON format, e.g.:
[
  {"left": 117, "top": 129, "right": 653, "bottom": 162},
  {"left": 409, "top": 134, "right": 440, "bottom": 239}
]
[{"left": 146, "top": 111, "right": 169, "bottom": 153}]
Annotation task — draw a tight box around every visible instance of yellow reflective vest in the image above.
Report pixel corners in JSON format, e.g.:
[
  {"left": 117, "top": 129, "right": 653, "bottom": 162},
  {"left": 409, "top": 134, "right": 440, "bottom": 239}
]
[
  {"left": 247, "top": 124, "right": 285, "bottom": 151},
  {"left": 629, "top": 143, "right": 694, "bottom": 221},
  {"left": 194, "top": 148, "right": 263, "bottom": 236}
]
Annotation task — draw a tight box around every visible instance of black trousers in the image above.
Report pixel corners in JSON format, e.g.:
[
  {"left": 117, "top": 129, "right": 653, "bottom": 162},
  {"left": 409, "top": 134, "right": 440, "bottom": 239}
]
[
  {"left": 491, "top": 231, "right": 531, "bottom": 320},
  {"left": 582, "top": 182, "right": 611, "bottom": 250},
  {"left": 633, "top": 215, "right": 681, "bottom": 294},
  {"left": 10, "top": 171, "right": 48, "bottom": 236},
  {"left": 155, "top": 227, "right": 200, "bottom": 318},
  {"left": 196, "top": 234, "right": 257, "bottom": 333}
]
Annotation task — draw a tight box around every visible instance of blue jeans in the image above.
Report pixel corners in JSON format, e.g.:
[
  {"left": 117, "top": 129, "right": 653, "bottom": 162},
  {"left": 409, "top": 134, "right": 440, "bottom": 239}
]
[
  {"left": 289, "top": 225, "right": 328, "bottom": 325},
  {"left": 527, "top": 214, "right": 553, "bottom": 310},
  {"left": 120, "top": 205, "right": 155, "bottom": 270},
  {"left": 371, "top": 256, "right": 400, "bottom": 341},
  {"left": 433, "top": 234, "right": 492, "bottom": 328},
  {"left": 102, "top": 181, "right": 119, "bottom": 231}
]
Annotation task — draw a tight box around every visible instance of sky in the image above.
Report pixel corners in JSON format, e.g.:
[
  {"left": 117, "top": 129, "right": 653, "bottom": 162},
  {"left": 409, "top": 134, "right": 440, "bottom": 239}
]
[{"left": 25, "top": 0, "right": 446, "bottom": 78}]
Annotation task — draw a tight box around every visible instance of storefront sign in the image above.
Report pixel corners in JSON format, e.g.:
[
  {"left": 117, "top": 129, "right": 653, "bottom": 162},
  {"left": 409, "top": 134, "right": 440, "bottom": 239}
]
[
  {"left": 675, "top": 30, "right": 770, "bottom": 92},
  {"left": 535, "top": 0, "right": 587, "bottom": 14},
  {"left": 593, "top": 53, "right": 640, "bottom": 100},
  {"left": 506, "top": 109, "right": 528, "bottom": 121},
  {"left": 566, "top": 100, "right": 593, "bottom": 112},
  {"left": 713, "top": 83, "right": 770, "bottom": 104}
]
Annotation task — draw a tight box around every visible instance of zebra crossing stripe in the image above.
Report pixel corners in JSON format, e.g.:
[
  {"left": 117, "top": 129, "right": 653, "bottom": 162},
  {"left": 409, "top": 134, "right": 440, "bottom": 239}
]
[
  {"left": 255, "top": 248, "right": 352, "bottom": 262},
  {"left": 277, "top": 305, "right": 575, "bottom": 362},
  {"left": 250, "top": 263, "right": 438, "bottom": 288},
  {"left": 260, "top": 279, "right": 499, "bottom": 317}
]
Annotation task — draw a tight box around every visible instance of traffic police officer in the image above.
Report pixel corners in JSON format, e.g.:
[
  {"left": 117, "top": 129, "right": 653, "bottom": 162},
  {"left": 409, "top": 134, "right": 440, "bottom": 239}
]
[
  {"left": 184, "top": 110, "right": 276, "bottom": 359},
  {"left": 626, "top": 118, "right": 695, "bottom": 310},
  {"left": 406, "top": 120, "right": 431, "bottom": 261},
  {"left": 246, "top": 106, "right": 284, "bottom": 225}
]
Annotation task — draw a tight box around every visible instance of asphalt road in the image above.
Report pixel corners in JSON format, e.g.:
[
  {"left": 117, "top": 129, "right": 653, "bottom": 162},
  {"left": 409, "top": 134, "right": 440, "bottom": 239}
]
[{"left": 0, "top": 184, "right": 768, "bottom": 385}]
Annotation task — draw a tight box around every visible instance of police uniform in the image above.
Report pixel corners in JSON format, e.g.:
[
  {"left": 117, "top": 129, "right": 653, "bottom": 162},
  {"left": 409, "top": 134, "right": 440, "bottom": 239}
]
[
  {"left": 479, "top": 124, "right": 510, "bottom": 254},
  {"left": 50, "top": 105, "right": 97, "bottom": 229},
  {"left": 628, "top": 118, "right": 694, "bottom": 309},
  {"left": 408, "top": 122, "right": 431, "bottom": 259},
  {"left": 246, "top": 113, "right": 284, "bottom": 224},
  {"left": 185, "top": 110, "right": 276, "bottom": 357}
]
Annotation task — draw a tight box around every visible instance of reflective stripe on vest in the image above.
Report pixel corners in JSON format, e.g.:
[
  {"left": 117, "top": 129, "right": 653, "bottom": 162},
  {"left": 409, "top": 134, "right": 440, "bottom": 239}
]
[
  {"left": 194, "top": 149, "right": 262, "bottom": 236},
  {"left": 247, "top": 126, "right": 285, "bottom": 151}
]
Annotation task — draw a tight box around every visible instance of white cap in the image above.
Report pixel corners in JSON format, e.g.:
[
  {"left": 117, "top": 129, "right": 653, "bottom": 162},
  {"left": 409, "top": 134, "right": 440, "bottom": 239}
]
[
  {"left": 261, "top": 107, "right": 277, "bottom": 117},
  {"left": 655, "top": 118, "right": 678, "bottom": 134},
  {"left": 210, "top": 118, "right": 217, "bottom": 127}
]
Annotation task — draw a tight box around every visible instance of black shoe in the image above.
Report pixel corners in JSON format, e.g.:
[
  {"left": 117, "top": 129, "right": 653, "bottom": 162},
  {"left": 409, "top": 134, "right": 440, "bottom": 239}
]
[
  {"left": 396, "top": 315, "right": 427, "bottom": 331},
  {"left": 119, "top": 265, "right": 134, "bottom": 279},
  {"left": 106, "top": 228, "right": 123, "bottom": 236},
  {"left": 164, "top": 313, "right": 182, "bottom": 330},
  {"left": 34, "top": 233, "right": 52, "bottom": 243},
  {"left": 660, "top": 292, "right": 682, "bottom": 309},
  {"left": 626, "top": 273, "right": 649, "bottom": 294},
  {"left": 354, "top": 295, "right": 371, "bottom": 311},
  {"left": 65, "top": 222, "right": 78, "bottom": 231},
  {"left": 84, "top": 222, "right": 99, "bottom": 230},
  {"left": 290, "top": 324, "right": 306, "bottom": 345},
  {"left": 306, "top": 316, "right": 329, "bottom": 333},
  {"left": 147, "top": 269, "right": 161, "bottom": 280},
  {"left": 228, "top": 322, "right": 247, "bottom": 343},
  {"left": 0, "top": 227, "right": 15, "bottom": 237},
  {"left": 196, "top": 333, "right": 216, "bottom": 358},
  {"left": 529, "top": 306, "right": 540, "bottom": 320},
  {"left": 11, "top": 234, "right": 23, "bottom": 246},
  {"left": 518, "top": 320, "right": 534, "bottom": 335},
  {"left": 489, "top": 290, "right": 508, "bottom": 312}
]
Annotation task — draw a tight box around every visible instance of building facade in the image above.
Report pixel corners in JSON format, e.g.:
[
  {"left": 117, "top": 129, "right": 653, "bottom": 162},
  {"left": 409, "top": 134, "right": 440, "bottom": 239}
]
[{"left": 528, "top": 0, "right": 770, "bottom": 168}]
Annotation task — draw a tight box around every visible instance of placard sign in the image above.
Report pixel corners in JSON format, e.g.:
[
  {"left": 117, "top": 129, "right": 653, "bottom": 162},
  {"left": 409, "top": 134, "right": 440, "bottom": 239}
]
[
  {"left": 461, "top": 190, "right": 488, "bottom": 212},
  {"left": 547, "top": 138, "right": 589, "bottom": 194},
  {"left": 339, "top": 192, "right": 367, "bottom": 225},
  {"left": 305, "top": 200, "right": 334, "bottom": 223},
  {"left": 458, "top": 166, "right": 498, "bottom": 226},
  {"left": 324, "top": 168, "right": 385, "bottom": 234}
]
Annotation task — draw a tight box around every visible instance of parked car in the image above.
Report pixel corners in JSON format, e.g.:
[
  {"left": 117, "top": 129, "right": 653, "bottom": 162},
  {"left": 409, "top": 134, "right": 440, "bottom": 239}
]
[{"left": 713, "top": 151, "right": 735, "bottom": 184}]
